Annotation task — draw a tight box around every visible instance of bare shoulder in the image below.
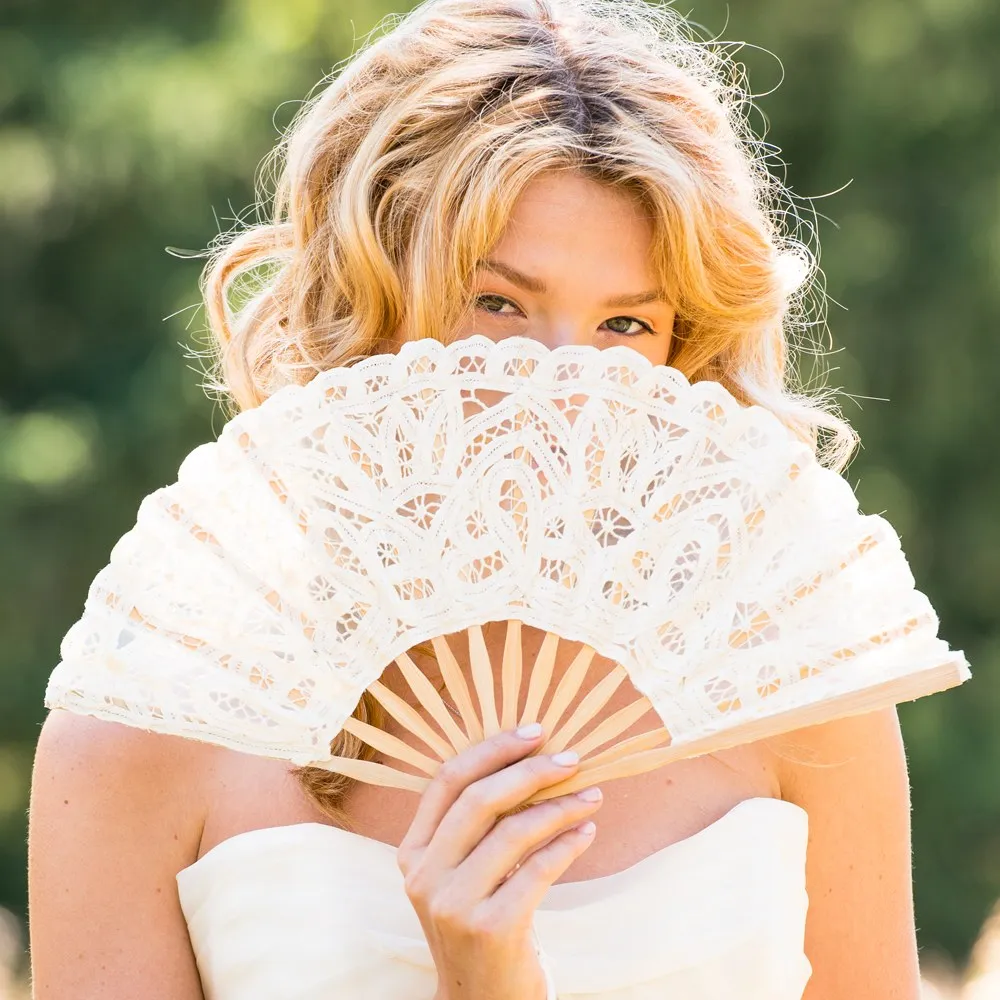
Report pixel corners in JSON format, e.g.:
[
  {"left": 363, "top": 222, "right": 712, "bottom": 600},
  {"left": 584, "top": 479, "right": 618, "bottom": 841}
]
[
  {"left": 28, "top": 710, "right": 212, "bottom": 998},
  {"left": 763, "top": 707, "right": 921, "bottom": 1000},
  {"left": 765, "top": 706, "right": 912, "bottom": 840},
  {"left": 31, "top": 709, "right": 211, "bottom": 858}
]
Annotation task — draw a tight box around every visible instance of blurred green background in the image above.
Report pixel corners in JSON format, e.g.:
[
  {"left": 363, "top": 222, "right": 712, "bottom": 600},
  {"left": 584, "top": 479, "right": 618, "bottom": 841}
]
[{"left": 1, "top": 0, "right": 997, "bottom": 984}]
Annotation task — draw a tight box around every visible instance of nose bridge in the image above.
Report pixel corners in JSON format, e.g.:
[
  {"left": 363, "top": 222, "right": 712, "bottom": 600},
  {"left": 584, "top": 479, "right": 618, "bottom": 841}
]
[{"left": 541, "top": 314, "right": 592, "bottom": 350}]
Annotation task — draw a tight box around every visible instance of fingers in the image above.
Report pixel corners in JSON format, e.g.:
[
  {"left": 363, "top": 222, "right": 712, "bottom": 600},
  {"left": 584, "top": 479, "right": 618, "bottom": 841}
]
[
  {"left": 456, "top": 786, "right": 603, "bottom": 900},
  {"left": 425, "top": 746, "right": 590, "bottom": 871},
  {"left": 399, "top": 724, "right": 548, "bottom": 856},
  {"left": 397, "top": 723, "right": 604, "bottom": 966},
  {"left": 490, "top": 818, "right": 597, "bottom": 915}
]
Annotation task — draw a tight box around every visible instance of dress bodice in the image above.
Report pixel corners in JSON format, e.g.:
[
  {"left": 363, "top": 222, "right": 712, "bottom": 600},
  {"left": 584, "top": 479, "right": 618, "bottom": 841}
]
[{"left": 176, "top": 796, "right": 812, "bottom": 999}]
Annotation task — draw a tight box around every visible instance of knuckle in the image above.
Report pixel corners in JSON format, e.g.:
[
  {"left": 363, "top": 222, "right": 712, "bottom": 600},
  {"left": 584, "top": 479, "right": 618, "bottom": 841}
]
[
  {"left": 526, "top": 767, "right": 556, "bottom": 789},
  {"left": 499, "top": 807, "right": 542, "bottom": 842},
  {"left": 497, "top": 729, "right": 526, "bottom": 753},
  {"left": 502, "top": 756, "right": 548, "bottom": 794},
  {"left": 502, "top": 799, "right": 560, "bottom": 835},
  {"left": 456, "top": 781, "right": 492, "bottom": 814},
  {"left": 522, "top": 844, "right": 566, "bottom": 879},
  {"left": 434, "top": 755, "right": 466, "bottom": 788},
  {"left": 401, "top": 866, "right": 431, "bottom": 904},
  {"left": 427, "top": 893, "right": 468, "bottom": 930},
  {"left": 464, "top": 904, "right": 502, "bottom": 937},
  {"left": 395, "top": 844, "right": 417, "bottom": 876},
  {"left": 426, "top": 898, "right": 506, "bottom": 940}
]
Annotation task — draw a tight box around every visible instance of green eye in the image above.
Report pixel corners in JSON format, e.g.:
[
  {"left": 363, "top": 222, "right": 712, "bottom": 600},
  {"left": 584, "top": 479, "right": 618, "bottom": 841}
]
[
  {"left": 604, "top": 316, "right": 649, "bottom": 336},
  {"left": 475, "top": 295, "right": 652, "bottom": 336}
]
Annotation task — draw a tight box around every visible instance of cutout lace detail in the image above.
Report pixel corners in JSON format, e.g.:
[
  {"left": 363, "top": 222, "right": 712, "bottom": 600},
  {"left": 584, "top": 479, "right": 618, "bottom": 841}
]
[{"left": 45, "top": 336, "right": 969, "bottom": 769}]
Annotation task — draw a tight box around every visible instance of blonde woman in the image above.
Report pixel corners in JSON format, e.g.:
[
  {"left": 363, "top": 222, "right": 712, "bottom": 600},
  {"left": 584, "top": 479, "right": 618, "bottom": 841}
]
[{"left": 28, "top": 1, "right": 921, "bottom": 997}]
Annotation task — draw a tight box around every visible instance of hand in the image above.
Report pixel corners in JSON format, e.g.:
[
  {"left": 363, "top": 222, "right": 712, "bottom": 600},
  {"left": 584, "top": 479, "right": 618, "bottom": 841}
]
[{"left": 397, "top": 723, "right": 603, "bottom": 1000}]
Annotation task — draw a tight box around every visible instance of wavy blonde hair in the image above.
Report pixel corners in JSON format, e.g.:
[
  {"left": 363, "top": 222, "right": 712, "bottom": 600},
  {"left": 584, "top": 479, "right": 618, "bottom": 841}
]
[{"left": 199, "top": 0, "right": 859, "bottom": 821}]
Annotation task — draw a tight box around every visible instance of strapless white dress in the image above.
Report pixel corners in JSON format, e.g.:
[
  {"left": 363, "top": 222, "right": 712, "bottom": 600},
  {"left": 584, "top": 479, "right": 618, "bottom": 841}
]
[{"left": 176, "top": 796, "right": 812, "bottom": 999}]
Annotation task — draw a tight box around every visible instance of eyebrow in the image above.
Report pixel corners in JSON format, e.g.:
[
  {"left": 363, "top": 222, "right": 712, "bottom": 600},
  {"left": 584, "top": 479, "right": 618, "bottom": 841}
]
[{"left": 478, "top": 258, "right": 666, "bottom": 308}]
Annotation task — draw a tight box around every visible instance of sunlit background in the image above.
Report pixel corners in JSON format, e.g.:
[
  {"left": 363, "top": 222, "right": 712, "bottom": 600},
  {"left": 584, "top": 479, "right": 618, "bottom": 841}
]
[{"left": 1, "top": 0, "right": 998, "bottom": 995}]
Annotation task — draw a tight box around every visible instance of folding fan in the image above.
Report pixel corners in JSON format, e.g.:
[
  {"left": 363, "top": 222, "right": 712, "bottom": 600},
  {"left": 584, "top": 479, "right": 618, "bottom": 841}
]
[{"left": 44, "top": 335, "right": 970, "bottom": 804}]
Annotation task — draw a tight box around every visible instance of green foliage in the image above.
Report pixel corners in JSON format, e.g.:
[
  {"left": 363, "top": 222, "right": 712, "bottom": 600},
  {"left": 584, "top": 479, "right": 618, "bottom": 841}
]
[{"left": 1, "top": 0, "right": 996, "bottom": 968}]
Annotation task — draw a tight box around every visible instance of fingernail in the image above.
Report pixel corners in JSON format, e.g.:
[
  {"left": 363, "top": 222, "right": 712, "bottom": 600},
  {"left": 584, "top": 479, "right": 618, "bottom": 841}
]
[
  {"left": 576, "top": 786, "right": 602, "bottom": 802},
  {"left": 515, "top": 722, "right": 543, "bottom": 740},
  {"left": 577, "top": 820, "right": 597, "bottom": 836},
  {"left": 551, "top": 749, "right": 579, "bottom": 767}
]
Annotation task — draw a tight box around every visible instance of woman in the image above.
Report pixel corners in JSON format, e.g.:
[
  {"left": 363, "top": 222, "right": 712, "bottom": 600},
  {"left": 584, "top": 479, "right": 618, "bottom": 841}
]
[{"left": 28, "top": 0, "right": 921, "bottom": 997}]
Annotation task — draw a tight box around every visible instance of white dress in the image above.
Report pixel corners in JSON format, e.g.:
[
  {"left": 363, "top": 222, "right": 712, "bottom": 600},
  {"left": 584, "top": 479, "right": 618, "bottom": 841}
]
[{"left": 176, "top": 796, "right": 812, "bottom": 999}]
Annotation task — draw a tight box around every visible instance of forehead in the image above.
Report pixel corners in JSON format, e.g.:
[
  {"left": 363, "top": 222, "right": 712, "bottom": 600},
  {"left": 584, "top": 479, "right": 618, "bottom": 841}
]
[
  {"left": 502, "top": 170, "right": 651, "bottom": 233},
  {"left": 488, "top": 171, "right": 658, "bottom": 287}
]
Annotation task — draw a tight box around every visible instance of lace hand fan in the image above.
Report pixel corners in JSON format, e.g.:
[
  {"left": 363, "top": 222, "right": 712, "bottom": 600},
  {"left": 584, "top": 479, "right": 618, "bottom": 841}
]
[{"left": 45, "top": 335, "right": 970, "bottom": 803}]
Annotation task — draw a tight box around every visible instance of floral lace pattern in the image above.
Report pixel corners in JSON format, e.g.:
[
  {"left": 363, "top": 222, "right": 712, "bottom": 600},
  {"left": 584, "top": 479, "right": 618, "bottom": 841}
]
[{"left": 45, "top": 335, "right": 969, "bottom": 765}]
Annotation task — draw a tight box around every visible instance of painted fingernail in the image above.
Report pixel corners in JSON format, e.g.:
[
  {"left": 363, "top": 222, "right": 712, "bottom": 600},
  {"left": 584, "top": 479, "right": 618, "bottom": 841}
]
[
  {"left": 551, "top": 749, "right": 579, "bottom": 767},
  {"left": 515, "top": 722, "right": 544, "bottom": 740},
  {"left": 576, "top": 786, "right": 602, "bottom": 802}
]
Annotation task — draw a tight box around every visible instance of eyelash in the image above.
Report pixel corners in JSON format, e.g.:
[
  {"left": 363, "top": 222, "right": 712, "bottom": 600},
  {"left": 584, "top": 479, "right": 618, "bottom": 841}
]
[{"left": 474, "top": 294, "right": 655, "bottom": 337}]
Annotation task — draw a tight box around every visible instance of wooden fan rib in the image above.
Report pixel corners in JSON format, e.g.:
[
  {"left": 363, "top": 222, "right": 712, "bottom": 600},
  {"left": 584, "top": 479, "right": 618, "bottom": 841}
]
[
  {"left": 467, "top": 624, "right": 500, "bottom": 737},
  {"left": 527, "top": 657, "right": 969, "bottom": 803},
  {"left": 393, "top": 651, "right": 471, "bottom": 753},
  {"left": 310, "top": 754, "right": 430, "bottom": 793},
  {"left": 341, "top": 716, "right": 440, "bottom": 776},
  {"left": 519, "top": 631, "right": 561, "bottom": 726},
  {"left": 431, "top": 634, "right": 484, "bottom": 742},
  {"left": 574, "top": 725, "right": 672, "bottom": 771},
  {"left": 366, "top": 679, "right": 454, "bottom": 761},
  {"left": 566, "top": 695, "right": 658, "bottom": 759},
  {"left": 499, "top": 619, "right": 523, "bottom": 731},
  {"left": 542, "top": 662, "right": 629, "bottom": 754},
  {"left": 538, "top": 643, "right": 597, "bottom": 737}
]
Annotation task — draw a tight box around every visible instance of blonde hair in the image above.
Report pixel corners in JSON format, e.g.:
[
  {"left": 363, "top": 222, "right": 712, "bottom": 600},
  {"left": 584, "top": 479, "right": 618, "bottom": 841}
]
[{"left": 199, "top": 0, "right": 859, "bottom": 821}]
